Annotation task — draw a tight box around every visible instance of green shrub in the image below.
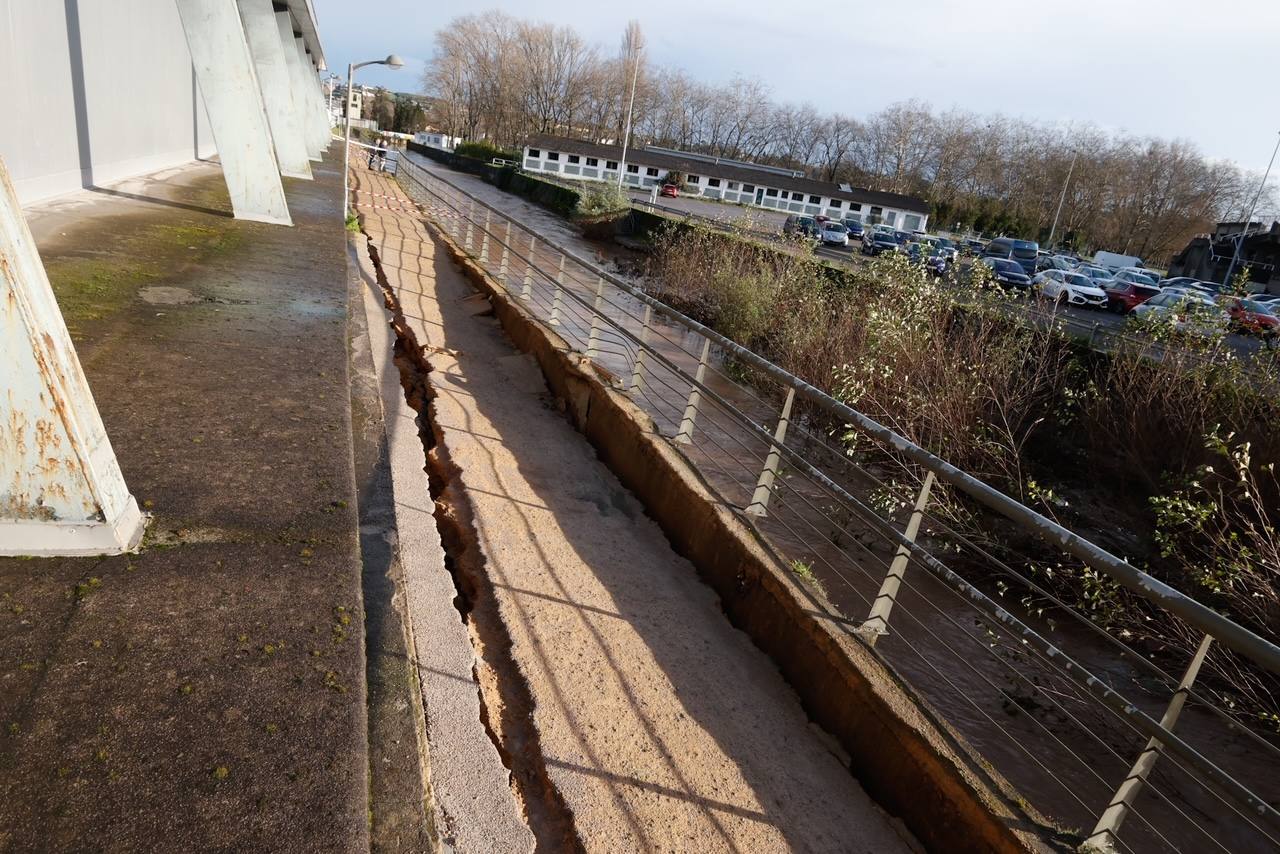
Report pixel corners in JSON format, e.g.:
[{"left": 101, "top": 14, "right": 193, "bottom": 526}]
[
  {"left": 454, "top": 140, "right": 519, "bottom": 163},
  {"left": 576, "top": 183, "right": 631, "bottom": 219}
]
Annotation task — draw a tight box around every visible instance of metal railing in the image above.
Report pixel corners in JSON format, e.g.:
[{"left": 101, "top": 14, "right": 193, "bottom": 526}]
[{"left": 390, "top": 153, "right": 1280, "bottom": 853}]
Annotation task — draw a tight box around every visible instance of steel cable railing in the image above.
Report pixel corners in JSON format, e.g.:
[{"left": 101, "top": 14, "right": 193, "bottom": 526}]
[{"left": 387, "top": 153, "right": 1280, "bottom": 852}]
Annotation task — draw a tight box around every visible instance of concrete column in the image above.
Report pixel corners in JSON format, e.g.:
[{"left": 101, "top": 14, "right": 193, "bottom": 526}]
[
  {"left": 276, "top": 12, "right": 322, "bottom": 161},
  {"left": 174, "top": 0, "right": 292, "bottom": 225},
  {"left": 296, "top": 39, "right": 331, "bottom": 151},
  {"left": 0, "top": 157, "right": 145, "bottom": 555},
  {"left": 237, "top": 0, "right": 311, "bottom": 180}
]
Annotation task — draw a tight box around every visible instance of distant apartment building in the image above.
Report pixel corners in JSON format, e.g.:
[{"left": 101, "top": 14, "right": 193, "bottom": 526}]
[{"left": 521, "top": 133, "right": 930, "bottom": 231}]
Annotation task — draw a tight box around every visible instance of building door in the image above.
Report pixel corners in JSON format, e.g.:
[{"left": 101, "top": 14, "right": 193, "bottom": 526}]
[{"left": 754, "top": 187, "right": 764, "bottom": 206}]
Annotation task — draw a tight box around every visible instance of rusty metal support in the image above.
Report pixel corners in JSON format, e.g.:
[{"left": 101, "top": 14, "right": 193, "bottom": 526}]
[
  {"left": 859, "top": 471, "right": 936, "bottom": 644},
  {"left": 1086, "top": 634, "right": 1215, "bottom": 849},
  {"left": 745, "top": 388, "right": 796, "bottom": 517},
  {"left": 675, "top": 337, "right": 711, "bottom": 444}
]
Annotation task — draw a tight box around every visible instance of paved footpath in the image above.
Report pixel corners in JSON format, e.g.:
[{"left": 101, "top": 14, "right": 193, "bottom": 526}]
[
  {"left": 1, "top": 154, "right": 367, "bottom": 852},
  {"left": 352, "top": 159, "right": 914, "bottom": 852}
]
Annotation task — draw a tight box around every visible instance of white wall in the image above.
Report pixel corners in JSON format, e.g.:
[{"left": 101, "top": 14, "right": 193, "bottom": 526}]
[{"left": 0, "top": 0, "right": 216, "bottom": 205}]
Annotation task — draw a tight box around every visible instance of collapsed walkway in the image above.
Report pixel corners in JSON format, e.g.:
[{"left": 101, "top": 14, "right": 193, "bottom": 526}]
[{"left": 351, "top": 160, "right": 916, "bottom": 851}]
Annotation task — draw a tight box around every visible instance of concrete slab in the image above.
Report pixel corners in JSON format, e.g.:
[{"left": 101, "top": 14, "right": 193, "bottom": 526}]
[{"left": 0, "top": 151, "right": 368, "bottom": 852}]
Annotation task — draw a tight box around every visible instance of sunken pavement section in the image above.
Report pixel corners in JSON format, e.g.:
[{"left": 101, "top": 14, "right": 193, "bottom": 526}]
[{"left": 0, "top": 153, "right": 369, "bottom": 852}]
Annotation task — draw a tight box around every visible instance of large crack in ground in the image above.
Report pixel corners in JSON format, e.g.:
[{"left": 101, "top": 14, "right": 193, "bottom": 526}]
[{"left": 361, "top": 231, "right": 583, "bottom": 854}]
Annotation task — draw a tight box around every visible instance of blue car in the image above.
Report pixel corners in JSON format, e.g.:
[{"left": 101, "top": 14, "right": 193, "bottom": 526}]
[{"left": 842, "top": 219, "right": 865, "bottom": 239}]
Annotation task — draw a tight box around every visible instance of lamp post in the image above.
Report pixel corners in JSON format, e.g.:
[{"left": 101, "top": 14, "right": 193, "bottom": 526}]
[
  {"left": 616, "top": 22, "right": 644, "bottom": 191},
  {"left": 1222, "top": 131, "right": 1280, "bottom": 291},
  {"left": 1046, "top": 150, "right": 1078, "bottom": 253},
  {"left": 343, "top": 54, "right": 404, "bottom": 220}
]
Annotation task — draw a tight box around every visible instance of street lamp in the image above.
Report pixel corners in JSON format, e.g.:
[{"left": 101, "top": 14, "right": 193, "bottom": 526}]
[
  {"left": 1046, "top": 150, "right": 1078, "bottom": 253},
  {"left": 1222, "top": 131, "right": 1280, "bottom": 291},
  {"left": 343, "top": 54, "right": 404, "bottom": 220}
]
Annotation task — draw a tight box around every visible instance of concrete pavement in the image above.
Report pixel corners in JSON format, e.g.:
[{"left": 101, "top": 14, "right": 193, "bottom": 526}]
[
  {"left": 0, "top": 153, "right": 368, "bottom": 851},
  {"left": 352, "top": 158, "right": 916, "bottom": 852}
]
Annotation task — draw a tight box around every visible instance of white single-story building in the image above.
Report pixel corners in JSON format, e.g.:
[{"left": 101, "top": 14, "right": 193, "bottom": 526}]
[
  {"left": 413, "top": 130, "right": 462, "bottom": 152},
  {"left": 521, "top": 133, "right": 930, "bottom": 232}
]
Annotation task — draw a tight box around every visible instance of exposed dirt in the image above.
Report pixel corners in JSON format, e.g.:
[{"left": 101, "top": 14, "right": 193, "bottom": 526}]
[{"left": 353, "top": 161, "right": 916, "bottom": 853}]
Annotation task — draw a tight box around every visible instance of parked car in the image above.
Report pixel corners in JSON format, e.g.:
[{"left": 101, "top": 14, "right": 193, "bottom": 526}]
[
  {"left": 659, "top": 183, "right": 679, "bottom": 198},
  {"left": 1161, "top": 284, "right": 1215, "bottom": 301},
  {"left": 783, "top": 215, "right": 819, "bottom": 238},
  {"left": 1046, "top": 254, "right": 1079, "bottom": 271},
  {"left": 1111, "top": 269, "right": 1162, "bottom": 288},
  {"left": 819, "top": 221, "right": 850, "bottom": 247},
  {"left": 1075, "top": 264, "right": 1113, "bottom": 284},
  {"left": 920, "top": 236, "right": 959, "bottom": 262},
  {"left": 861, "top": 230, "right": 901, "bottom": 256},
  {"left": 1033, "top": 270, "right": 1108, "bottom": 308},
  {"left": 1158, "top": 276, "right": 1202, "bottom": 290},
  {"left": 905, "top": 242, "right": 950, "bottom": 275},
  {"left": 983, "top": 237, "right": 1040, "bottom": 276},
  {"left": 842, "top": 219, "right": 865, "bottom": 238},
  {"left": 1103, "top": 281, "right": 1161, "bottom": 314},
  {"left": 963, "top": 238, "right": 987, "bottom": 255},
  {"left": 1218, "top": 295, "right": 1280, "bottom": 339},
  {"left": 975, "top": 257, "right": 1032, "bottom": 290},
  {"left": 1131, "top": 292, "right": 1229, "bottom": 338}
]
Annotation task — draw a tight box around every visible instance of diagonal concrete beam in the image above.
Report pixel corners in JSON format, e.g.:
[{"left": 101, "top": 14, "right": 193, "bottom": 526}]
[
  {"left": 174, "top": 0, "right": 292, "bottom": 225},
  {"left": 277, "top": 11, "right": 322, "bottom": 161},
  {"left": 0, "top": 156, "right": 145, "bottom": 555},
  {"left": 237, "top": 0, "right": 311, "bottom": 180},
  {"left": 294, "top": 36, "right": 331, "bottom": 152}
]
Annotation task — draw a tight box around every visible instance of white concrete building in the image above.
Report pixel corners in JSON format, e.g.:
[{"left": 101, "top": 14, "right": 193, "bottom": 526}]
[
  {"left": 0, "top": 0, "right": 328, "bottom": 213},
  {"left": 1, "top": 0, "right": 330, "bottom": 555},
  {"left": 522, "top": 134, "right": 930, "bottom": 232}
]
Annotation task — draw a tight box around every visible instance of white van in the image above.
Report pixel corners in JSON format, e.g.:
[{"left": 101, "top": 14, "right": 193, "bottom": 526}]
[{"left": 1092, "top": 251, "right": 1144, "bottom": 273}]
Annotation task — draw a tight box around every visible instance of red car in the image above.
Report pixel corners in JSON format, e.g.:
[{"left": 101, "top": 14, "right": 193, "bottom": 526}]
[
  {"left": 1103, "top": 281, "right": 1161, "bottom": 314},
  {"left": 1219, "top": 295, "right": 1280, "bottom": 338},
  {"left": 659, "top": 184, "right": 679, "bottom": 198}
]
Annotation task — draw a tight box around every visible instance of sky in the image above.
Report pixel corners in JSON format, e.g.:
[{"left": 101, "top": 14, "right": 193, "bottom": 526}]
[{"left": 313, "top": 0, "right": 1280, "bottom": 172}]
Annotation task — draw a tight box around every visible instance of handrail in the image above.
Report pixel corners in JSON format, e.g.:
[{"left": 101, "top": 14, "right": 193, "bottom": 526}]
[{"left": 399, "top": 151, "right": 1280, "bottom": 679}]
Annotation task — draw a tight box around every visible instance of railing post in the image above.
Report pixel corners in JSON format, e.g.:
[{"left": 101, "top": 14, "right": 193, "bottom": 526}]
[
  {"left": 499, "top": 221, "right": 511, "bottom": 281},
  {"left": 464, "top": 200, "right": 475, "bottom": 251},
  {"left": 745, "top": 387, "right": 796, "bottom": 517},
  {"left": 1086, "top": 634, "right": 1215, "bottom": 850},
  {"left": 521, "top": 234, "right": 536, "bottom": 300},
  {"left": 480, "top": 208, "right": 491, "bottom": 261},
  {"left": 586, "top": 276, "right": 605, "bottom": 360},
  {"left": 675, "top": 337, "right": 712, "bottom": 444},
  {"left": 630, "top": 304, "right": 652, "bottom": 393},
  {"left": 550, "top": 253, "right": 564, "bottom": 326},
  {"left": 859, "top": 471, "right": 936, "bottom": 644}
]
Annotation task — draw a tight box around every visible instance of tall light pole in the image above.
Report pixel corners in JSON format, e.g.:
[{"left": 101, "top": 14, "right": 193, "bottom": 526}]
[
  {"left": 1222, "top": 131, "right": 1280, "bottom": 290},
  {"left": 616, "top": 22, "right": 644, "bottom": 191},
  {"left": 344, "top": 53, "right": 404, "bottom": 220},
  {"left": 1046, "top": 150, "right": 1078, "bottom": 253}
]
